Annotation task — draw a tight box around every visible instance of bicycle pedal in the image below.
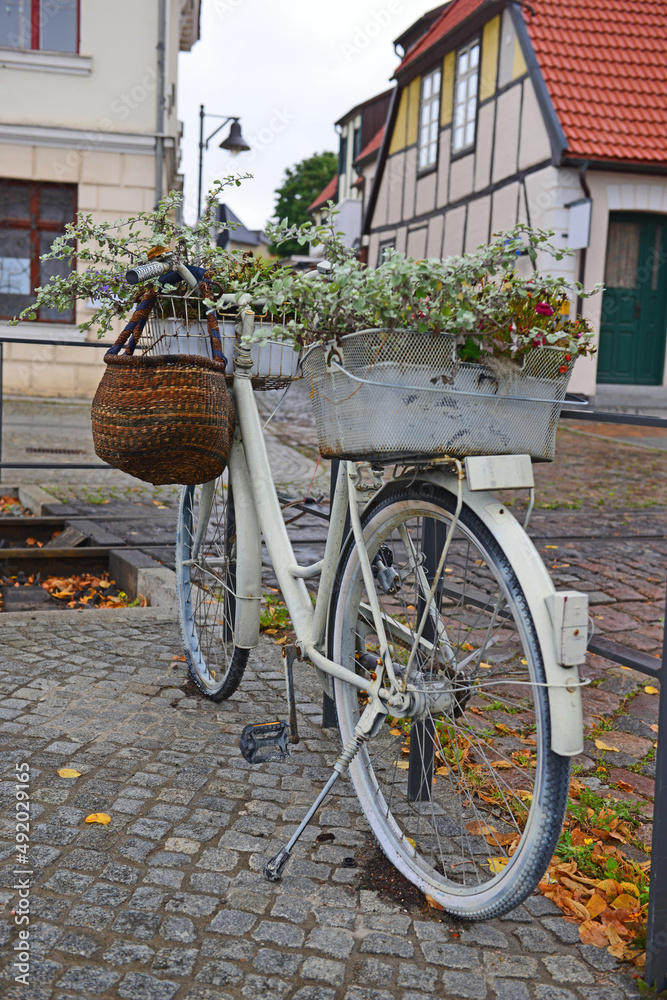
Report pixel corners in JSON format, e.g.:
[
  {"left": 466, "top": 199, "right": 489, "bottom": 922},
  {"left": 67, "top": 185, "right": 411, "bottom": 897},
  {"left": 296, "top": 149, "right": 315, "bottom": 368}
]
[{"left": 239, "top": 720, "right": 292, "bottom": 764}]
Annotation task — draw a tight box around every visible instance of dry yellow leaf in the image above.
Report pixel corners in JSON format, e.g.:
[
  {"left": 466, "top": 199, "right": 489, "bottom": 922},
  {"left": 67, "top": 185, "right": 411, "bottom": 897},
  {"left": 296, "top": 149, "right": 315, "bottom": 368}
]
[
  {"left": 425, "top": 893, "right": 445, "bottom": 910},
  {"left": 395, "top": 761, "right": 409, "bottom": 770},
  {"left": 596, "top": 878, "right": 620, "bottom": 895},
  {"left": 435, "top": 766, "right": 449, "bottom": 776},
  {"left": 611, "top": 893, "right": 638, "bottom": 910},
  {"left": 595, "top": 739, "right": 619, "bottom": 752},
  {"left": 57, "top": 768, "right": 81, "bottom": 778},
  {"left": 478, "top": 662, "right": 492, "bottom": 669},
  {"left": 85, "top": 813, "right": 111, "bottom": 825},
  {"left": 466, "top": 820, "right": 497, "bottom": 836},
  {"left": 487, "top": 857, "right": 508, "bottom": 874},
  {"left": 650, "top": 724, "right": 659, "bottom": 733},
  {"left": 644, "top": 686, "right": 659, "bottom": 695},
  {"left": 585, "top": 893, "right": 607, "bottom": 919},
  {"left": 619, "top": 881, "right": 640, "bottom": 897},
  {"left": 562, "top": 896, "right": 591, "bottom": 921},
  {"left": 491, "top": 761, "right": 513, "bottom": 769},
  {"left": 389, "top": 728, "right": 402, "bottom": 736},
  {"left": 406, "top": 837, "right": 416, "bottom": 848}
]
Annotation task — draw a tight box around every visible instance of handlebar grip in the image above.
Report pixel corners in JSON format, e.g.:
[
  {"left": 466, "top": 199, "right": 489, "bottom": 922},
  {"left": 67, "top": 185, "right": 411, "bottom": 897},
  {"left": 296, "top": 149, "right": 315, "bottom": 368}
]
[{"left": 125, "top": 261, "right": 169, "bottom": 285}]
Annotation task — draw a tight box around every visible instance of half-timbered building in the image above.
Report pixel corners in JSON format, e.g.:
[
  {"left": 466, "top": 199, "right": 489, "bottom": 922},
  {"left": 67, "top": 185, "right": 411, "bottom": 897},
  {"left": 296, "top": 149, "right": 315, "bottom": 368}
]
[{"left": 364, "top": 0, "right": 667, "bottom": 402}]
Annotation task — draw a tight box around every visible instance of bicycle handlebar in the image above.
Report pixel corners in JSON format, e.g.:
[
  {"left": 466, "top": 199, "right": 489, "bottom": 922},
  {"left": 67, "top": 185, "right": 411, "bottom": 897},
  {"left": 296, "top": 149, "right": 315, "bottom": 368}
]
[{"left": 125, "top": 261, "right": 170, "bottom": 285}]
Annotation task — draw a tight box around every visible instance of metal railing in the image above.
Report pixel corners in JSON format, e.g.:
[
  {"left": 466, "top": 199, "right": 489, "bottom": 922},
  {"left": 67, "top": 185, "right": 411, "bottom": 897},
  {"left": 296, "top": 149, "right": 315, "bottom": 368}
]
[{"left": 0, "top": 336, "right": 110, "bottom": 473}]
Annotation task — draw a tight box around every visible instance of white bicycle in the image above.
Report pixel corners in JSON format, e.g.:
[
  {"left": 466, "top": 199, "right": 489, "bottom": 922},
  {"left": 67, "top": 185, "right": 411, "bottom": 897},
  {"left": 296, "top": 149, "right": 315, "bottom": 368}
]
[{"left": 167, "top": 299, "right": 588, "bottom": 921}]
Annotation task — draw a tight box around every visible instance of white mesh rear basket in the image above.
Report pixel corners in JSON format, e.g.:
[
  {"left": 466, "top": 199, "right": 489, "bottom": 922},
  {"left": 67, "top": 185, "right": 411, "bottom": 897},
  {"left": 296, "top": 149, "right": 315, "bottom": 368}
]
[{"left": 301, "top": 329, "right": 575, "bottom": 463}]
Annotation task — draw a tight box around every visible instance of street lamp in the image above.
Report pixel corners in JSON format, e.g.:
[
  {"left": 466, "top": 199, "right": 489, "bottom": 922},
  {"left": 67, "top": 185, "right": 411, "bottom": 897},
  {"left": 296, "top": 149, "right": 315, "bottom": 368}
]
[{"left": 197, "top": 105, "right": 250, "bottom": 220}]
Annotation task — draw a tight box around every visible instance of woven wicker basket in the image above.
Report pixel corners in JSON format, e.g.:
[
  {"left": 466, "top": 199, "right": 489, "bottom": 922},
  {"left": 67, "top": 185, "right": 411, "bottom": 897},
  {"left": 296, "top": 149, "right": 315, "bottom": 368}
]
[{"left": 91, "top": 288, "right": 235, "bottom": 486}]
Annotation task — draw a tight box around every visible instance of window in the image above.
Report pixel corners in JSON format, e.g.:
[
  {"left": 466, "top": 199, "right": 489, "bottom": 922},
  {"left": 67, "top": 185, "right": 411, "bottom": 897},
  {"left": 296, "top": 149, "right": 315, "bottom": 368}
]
[
  {"left": 0, "top": 180, "right": 76, "bottom": 323},
  {"left": 418, "top": 67, "right": 441, "bottom": 171},
  {"left": 338, "top": 134, "right": 348, "bottom": 176},
  {"left": 0, "top": 1, "right": 79, "bottom": 53},
  {"left": 453, "top": 39, "right": 480, "bottom": 153},
  {"left": 353, "top": 125, "right": 362, "bottom": 160}
]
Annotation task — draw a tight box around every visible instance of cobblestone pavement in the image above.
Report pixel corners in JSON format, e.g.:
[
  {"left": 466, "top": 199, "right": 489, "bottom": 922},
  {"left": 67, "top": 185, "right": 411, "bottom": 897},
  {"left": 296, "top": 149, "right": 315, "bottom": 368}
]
[
  {"left": 1, "top": 387, "right": 666, "bottom": 997},
  {"left": 0, "top": 609, "right": 645, "bottom": 1000}
]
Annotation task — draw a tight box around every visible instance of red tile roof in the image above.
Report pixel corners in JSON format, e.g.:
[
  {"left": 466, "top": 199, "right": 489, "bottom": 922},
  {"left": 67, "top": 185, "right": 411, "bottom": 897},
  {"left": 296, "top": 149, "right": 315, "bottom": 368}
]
[
  {"left": 525, "top": 0, "right": 667, "bottom": 165},
  {"left": 396, "top": 0, "right": 487, "bottom": 73},
  {"left": 308, "top": 174, "right": 338, "bottom": 213},
  {"left": 355, "top": 125, "right": 385, "bottom": 165}
]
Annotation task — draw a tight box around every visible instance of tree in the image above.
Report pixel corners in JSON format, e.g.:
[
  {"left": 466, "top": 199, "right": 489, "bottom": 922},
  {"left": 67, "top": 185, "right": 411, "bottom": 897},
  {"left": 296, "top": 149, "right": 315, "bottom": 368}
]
[{"left": 269, "top": 151, "right": 337, "bottom": 257}]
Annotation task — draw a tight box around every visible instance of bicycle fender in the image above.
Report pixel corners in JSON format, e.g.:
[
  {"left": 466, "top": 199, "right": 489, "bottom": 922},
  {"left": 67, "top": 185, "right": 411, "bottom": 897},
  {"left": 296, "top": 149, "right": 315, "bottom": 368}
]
[
  {"left": 228, "top": 431, "right": 262, "bottom": 649},
  {"left": 397, "top": 471, "right": 584, "bottom": 757}
]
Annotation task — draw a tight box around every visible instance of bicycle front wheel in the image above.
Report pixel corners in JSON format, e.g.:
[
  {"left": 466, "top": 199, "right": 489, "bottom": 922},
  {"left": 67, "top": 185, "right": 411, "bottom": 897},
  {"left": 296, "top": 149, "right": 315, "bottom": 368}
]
[
  {"left": 329, "top": 479, "right": 569, "bottom": 920},
  {"left": 176, "top": 477, "right": 249, "bottom": 700}
]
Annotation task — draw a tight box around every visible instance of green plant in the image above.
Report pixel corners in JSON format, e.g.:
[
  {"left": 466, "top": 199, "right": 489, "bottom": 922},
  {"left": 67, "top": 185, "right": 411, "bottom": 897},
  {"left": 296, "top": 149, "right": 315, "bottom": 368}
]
[
  {"left": 244, "top": 216, "right": 601, "bottom": 363},
  {"left": 11, "top": 176, "right": 257, "bottom": 339}
]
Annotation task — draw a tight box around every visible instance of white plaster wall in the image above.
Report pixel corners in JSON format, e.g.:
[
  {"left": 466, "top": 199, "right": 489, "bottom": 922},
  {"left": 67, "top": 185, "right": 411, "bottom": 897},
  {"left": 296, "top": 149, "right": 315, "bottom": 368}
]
[
  {"left": 415, "top": 169, "right": 437, "bottom": 217},
  {"left": 402, "top": 146, "right": 418, "bottom": 222},
  {"left": 464, "top": 195, "right": 491, "bottom": 252},
  {"left": 385, "top": 152, "right": 406, "bottom": 226},
  {"left": 491, "top": 181, "right": 519, "bottom": 235},
  {"left": 426, "top": 214, "right": 444, "bottom": 258},
  {"left": 442, "top": 205, "right": 467, "bottom": 257},
  {"left": 449, "top": 152, "right": 475, "bottom": 203},
  {"left": 474, "top": 102, "right": 495, "bottom": 192},
  {"left": 497, "top": 7, "right": 518, "bottom": 89},
  {"left": 492, "top": 85, "right": 522, "bottom": 184},
  {"left": 395, "top": 226, "right": 408, "bottom": 254},
  {"left": 518, "top": 79, "right": 551, "bottom": 170},
  {"left": 407, "top": 226, "right": 428, "bottom": 258},
  {"left": 435, "top": 128, "right": 451, "bottom": 209}
]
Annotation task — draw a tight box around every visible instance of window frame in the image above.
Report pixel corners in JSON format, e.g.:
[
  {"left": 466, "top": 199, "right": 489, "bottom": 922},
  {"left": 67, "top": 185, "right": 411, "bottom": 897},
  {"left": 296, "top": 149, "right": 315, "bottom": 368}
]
[
  {"left": 0, "top": 178, "right": 77, "bottom": 325},
  {"left": 417, "top": 65, "right": 442, "bottom": 176},
  {"left": 0, "top": 0, "right": 80, "bottom": 54},
  {"left": 451, "top": 37, "right": 480, "bottom": 157}
]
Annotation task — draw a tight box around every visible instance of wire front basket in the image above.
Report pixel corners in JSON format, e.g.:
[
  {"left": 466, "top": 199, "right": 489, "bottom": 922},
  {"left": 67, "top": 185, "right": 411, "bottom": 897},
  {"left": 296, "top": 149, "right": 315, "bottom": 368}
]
[
  {"left": 301, "top": 329, "right": 577, "bottom": 463},
  {"left": 140, "top": 293, "right": 301, "bottom": 390}
]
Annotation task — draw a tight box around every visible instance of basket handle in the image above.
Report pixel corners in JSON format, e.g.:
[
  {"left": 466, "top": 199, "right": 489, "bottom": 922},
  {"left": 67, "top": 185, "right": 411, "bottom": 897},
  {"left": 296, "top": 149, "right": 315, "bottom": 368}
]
[{"left": 105, "top": 279, "right": 227, "bottom": 369}]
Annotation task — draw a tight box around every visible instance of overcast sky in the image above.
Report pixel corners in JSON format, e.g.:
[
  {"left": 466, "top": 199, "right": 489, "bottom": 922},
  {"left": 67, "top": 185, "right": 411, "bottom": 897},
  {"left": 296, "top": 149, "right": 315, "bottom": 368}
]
[{"left": 177, "top": 0, "right": 425, "bottom": 229}]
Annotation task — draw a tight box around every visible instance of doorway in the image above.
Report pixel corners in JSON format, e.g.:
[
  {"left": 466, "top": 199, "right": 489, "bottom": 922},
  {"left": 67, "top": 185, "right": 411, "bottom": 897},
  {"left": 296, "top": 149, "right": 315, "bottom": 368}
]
[{"left": 597, "top": 212, "right": 667, "bottom": 385}]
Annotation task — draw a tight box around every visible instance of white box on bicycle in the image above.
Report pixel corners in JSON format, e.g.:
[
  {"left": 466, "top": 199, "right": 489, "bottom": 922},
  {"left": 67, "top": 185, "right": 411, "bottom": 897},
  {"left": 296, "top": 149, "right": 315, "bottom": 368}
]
[{"left": 546, "top": 591, "right": 589, "bottom": 666}]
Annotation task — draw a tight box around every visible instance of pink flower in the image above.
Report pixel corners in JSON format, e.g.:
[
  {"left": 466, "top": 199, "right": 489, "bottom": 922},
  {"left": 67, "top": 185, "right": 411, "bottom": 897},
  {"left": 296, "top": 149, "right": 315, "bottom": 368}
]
[{"left": 535, "top": 302, "right": 554, "bottom": 316}]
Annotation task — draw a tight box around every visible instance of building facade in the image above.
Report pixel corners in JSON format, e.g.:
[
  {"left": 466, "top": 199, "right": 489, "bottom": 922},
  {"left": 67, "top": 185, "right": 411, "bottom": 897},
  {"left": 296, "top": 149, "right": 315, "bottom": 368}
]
[
  {"left": 0, "top": 0, "right": 199, "bottom": 397},
  {"left": 365, "top": 0, "right": 667, "bottom": 402}
]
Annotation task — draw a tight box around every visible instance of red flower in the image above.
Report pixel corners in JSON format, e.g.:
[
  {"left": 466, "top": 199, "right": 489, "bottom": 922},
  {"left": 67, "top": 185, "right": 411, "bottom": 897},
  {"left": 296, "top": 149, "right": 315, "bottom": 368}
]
[
  {"left": 535, "top": 302, "right": 554, "bottom": 316},
  {"left": 559, "top": 365, "right": 568, "bottom": 373}
]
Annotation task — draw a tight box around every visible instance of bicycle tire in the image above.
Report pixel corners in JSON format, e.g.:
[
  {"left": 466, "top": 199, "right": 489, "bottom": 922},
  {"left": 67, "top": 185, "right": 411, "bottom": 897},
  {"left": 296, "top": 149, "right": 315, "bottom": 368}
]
[
  {"left": 176, "top": 477, "right": 249, "bottom": 701},
  {"left": 329, "top": 479, "right": 570, "bottom": 920}
]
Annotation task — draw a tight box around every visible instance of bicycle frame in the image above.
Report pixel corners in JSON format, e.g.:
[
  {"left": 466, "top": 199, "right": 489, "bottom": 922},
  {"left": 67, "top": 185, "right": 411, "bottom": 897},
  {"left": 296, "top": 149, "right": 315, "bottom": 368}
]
[
  {"left": 230, "top": 338, "right": 369, "bottom": 695},
  {"left": 225, "top": 332, "right": 585, "bottom": 755}
]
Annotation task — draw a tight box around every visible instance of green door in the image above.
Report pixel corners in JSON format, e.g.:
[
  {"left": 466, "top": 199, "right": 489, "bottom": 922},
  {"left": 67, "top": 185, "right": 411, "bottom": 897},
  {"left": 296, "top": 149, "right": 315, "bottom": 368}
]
[{"left": 597, "top": 212, "right": 667, "bottom": 385}]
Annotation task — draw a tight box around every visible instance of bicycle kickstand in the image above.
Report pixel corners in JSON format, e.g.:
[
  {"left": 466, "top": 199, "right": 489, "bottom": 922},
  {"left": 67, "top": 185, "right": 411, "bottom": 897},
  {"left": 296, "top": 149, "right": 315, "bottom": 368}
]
[{"left": 263, "top": 701, "right": 387, "bottom": 881}]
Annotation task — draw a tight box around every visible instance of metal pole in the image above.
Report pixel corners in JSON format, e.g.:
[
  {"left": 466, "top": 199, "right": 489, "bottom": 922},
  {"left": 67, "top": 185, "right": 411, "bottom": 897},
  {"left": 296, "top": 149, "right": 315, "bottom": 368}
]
[
  {"left": 644, "top": 589, "right": 667, "bottom": 991},
  {"left": 197, "top": 104, "right": 205, "bottom": 221},
  {"left": 154, "top": 0, "right": 166, "bottom": 206}
]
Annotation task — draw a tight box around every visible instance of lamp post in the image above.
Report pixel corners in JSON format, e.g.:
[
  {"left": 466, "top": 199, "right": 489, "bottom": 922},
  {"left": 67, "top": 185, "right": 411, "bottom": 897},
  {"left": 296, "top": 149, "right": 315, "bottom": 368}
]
[{"left": 197, "top": 105, "right": 251, "bottom": 220}]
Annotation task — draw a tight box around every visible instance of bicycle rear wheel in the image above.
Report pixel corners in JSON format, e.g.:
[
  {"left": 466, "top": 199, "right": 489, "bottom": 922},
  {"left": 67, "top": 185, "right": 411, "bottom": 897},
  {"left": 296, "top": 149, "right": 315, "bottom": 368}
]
[
  {"left": 176, "top": 477, "right": 249, "bottom": 700},
  {"left": 329, "top": 479, "right": 570, "bottom": 920}
]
